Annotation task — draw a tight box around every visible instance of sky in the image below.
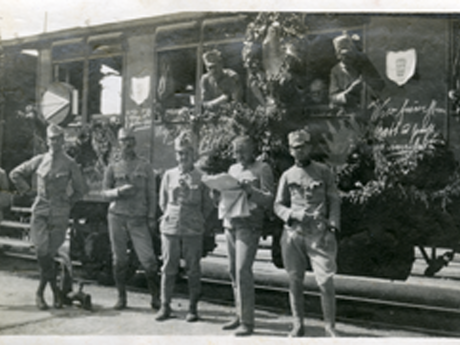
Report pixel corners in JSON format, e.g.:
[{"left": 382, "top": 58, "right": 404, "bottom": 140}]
[{"left": 1, "top": 0, "right": 460, "bottom": 40}]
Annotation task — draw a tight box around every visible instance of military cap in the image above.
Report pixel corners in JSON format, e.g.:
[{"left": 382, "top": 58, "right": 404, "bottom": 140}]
[
  {"left": 174, "top": 131, "right": 196, "bottom": 151},
  {"left": 118, "top": 127, "right": 135, "bottom": 140},
  {"left": 203, "top": 49, "right": 222, "bottom": 66},
  {"left": 288, "top": 129, "right": 311, "bottom": 148},
  {"left": 46, "top": 124, "right": 64, "bottom": 138},
  {"left": 332, "top": 33, "right": 355, "bottom": 54}
]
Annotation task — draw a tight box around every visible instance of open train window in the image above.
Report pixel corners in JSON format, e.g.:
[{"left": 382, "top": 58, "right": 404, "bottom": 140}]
[
  {"left": 305, "top": 28, "right": 363, "bottom": 115},
  {"left": 156, "top": 49, "right": 197, "bottom": 123},
  {"left": 88, "top": 56, "right": 123, "bottom": 119},
  {"left": 54, "top": 61, "right": 84, "bottom": 118}
]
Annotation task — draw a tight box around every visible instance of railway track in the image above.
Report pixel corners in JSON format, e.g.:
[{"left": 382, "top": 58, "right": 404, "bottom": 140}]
[{"left": 2, "top": 248, "right": 460, "bottom": 337}]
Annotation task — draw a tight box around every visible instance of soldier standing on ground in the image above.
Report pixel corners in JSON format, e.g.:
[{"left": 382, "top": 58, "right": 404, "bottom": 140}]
[
  {"left": 102, "top": 127, "right": 160, "bottom": 310},
  {"left": 212, "top": 135, "right": 274, "bottom": 336},
  {"left": 155, "top": 131, "right": 214, "bottom": 322},
  {"left": 274, "top": 129, "right": 341, "bottom": 338},
  {"left": 10, "top": 124, "right": 87, "bottom": 310}
]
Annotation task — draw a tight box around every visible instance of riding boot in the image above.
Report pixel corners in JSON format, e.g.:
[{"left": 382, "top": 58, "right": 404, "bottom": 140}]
[
  {"left": 289, "top": 318, "right": 305, "bottom": 337},
  {"left": 146, "top": 272, "right": 161, "bottom": 310},
  {"left": 113, "top": 265, "right": 127, "bottom": 310},
  {"left": 48, "top": 259, "right": 63, "bottom": 309},
  {"left": 155, "top": 274, "right": 175, "bottom": 321},
  {"left": 185, "top": 292, "right": 199, "bottom": 322},
  {"left": 36, "top": 256, "right": 49, "bottom": 310}
]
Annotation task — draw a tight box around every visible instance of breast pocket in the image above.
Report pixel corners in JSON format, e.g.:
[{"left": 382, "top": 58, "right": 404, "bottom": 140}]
[
  {"left": 114, "top": 172, "right": 129, "bottom": 185},
  {"left": 54, "top": 171, "right": 70, "bottom": 187},
  {"left": 132, "top": 172, "right": 147, "bottom": 190},
  {"left": 187, "top": 184, "right": 201, "bottom": 204},
  {"left": 304, "top": 180, "right": 325, "bottom": 203}
]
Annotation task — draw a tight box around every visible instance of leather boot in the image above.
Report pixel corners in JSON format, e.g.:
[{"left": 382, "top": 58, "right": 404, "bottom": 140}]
[
  {"left": 113, "top": 265, "right": 127, "bottom": 310},
  {"left": 185, "top": 298, "right": 198, "bottom": 322},
  {"left": 36, "top": 256, "right": 50, "bottom": 310},
  {"left": 35, "top": 293, "right": 48, "bottom": 311},
  {"left": 48, "top": 262, "right": 63, "bottom": 309},
  {"left": 155, "top": 303, "right": 171, "bottom": 321},
  {"left": 289, "top": 319, "right": 305, "bottom": 338},
  {"left": 114, "top": 288, "right": 127, "bottom": 310},
  {"left": 146, "top": 273, "right": 161, "bottom": 310}
]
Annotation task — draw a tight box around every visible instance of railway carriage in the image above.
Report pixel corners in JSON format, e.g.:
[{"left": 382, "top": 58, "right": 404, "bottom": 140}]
[{"left": 1, "top": 12, "right": 460, "bottom": 283}]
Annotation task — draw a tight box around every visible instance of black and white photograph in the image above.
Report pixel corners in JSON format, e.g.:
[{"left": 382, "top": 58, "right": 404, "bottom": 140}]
[{"left": 0, "top": 1, "right": 460, "bottom": 343}]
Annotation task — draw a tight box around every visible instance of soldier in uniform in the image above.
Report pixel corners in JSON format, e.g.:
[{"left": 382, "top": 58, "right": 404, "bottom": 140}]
[
  {"left": 213, "top": 135, "right": 274, "bottom": 336},
  {"left": 201, "top": 49, "right": 243, "bottom": 111},
  {"left": 274, "top": 129, "right": 341, "bottom": 337},
  {"left": 155, "top": 131, "right": 214, "bottom": 322},
  {"left": 329, "top": 33, "right": 384, "bottom": 114},
  {"left": 10, "top": 124, "right": 87, "bottom": 310},
  {"left": 102, "top": 127, "right": 159, "bottom": 310}
]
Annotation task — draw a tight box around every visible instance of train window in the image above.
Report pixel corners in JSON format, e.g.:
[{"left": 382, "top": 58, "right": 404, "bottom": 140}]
[
  {"left": 156, "top": 49, "right": 197, "bottom": 123},
  {"left": 88, "top": 56, "right": 123, "bottom": 119},
  {"left": 54, "top": 61, "right": 84, "bottom": 118},
  {"left": 201, "top": 42, "right": 246, "bottom": 107},
  {"left": 305, "top": 28, "right": 363, "bottom": 115}
]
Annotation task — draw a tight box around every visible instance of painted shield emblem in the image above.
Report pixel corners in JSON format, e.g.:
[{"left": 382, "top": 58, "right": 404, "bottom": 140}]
[
  {"left": 130, "top": 76, "right": 151, "bottom": 106},
  {"left": 386, "top": 49, "right": 417, "bottom": 86}
]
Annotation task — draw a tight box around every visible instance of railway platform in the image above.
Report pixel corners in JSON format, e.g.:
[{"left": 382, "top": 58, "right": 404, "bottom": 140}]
[{"left": 0, "top": 256, "right": 437, "bottom": 338}]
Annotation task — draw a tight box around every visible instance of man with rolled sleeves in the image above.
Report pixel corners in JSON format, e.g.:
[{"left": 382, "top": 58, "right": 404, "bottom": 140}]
[
  {"left": 274, "top": 129, "right": 340, "bottom": 337},
  {"left": 215, "top": 135, "right": 274, "bottom": 337},
  {"left": 102, "top": 127, "right": 160, "bottom": 310},
  {"left": 10, "top": 124, "right": 87, "bottom": 310},
  {"left": 155, "top": 131, "right": 213, "bottom": 322},
  {"left": 201, "top": 49, "right": 242, "bottom": 111}
]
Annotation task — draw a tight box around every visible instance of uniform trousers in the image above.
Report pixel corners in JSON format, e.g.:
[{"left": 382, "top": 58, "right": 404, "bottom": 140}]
[
  {"left": 225, "top": 226, "right": 261, "bottom": 328},
  {"left": 108, "top": 213, "right": 158, "bottom": 277},
  {"left": 160, "top": 233, "right": 203, "bottom": 305},
  {"left": 281, "top": 226, "right": 337, "bottom": 321},
  {"left": 31, "top": 213, "right": 68, "bottom": 280}
]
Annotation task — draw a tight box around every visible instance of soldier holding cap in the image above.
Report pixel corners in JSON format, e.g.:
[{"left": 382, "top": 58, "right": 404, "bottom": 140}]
[
  {"left": 102, "top": 127, "right": 160, "bottom": 310},
  {"left": 10, "top": 124, "right": 87, "bottom": 310},
  {"left": 201, "top": 49, "right": 242, "bottom": 110},
  {"left": 274, "top": 129, "right": 341, "bottom": 337},
  {"left": 155, "top": 131, "right": 214, "bottom": 322},
  {"left": 212, "top": 135, "right": 274, "bottom": 336}
]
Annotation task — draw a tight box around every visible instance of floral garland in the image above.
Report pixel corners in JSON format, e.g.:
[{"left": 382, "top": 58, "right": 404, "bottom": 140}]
[{"left": 242, "top": 12, "right": 308, "bottom": 100}]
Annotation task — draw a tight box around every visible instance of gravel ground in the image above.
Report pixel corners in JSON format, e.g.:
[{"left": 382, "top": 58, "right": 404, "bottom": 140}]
[{"left": 0, "top": 254, "right": 435, "bottom": 341}]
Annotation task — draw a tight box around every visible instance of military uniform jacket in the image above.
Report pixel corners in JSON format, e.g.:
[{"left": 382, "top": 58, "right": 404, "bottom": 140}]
[
  {"left": 225, "top": 160, "right": 274, "bottom": 230},
  {"left": 10, "top": 152, "right": 87, "bottom": 217},
  {"left": 102, "top": 155, "right": 156, "bottom": 219},
  {"left": 159, "top": 166, "right": 214, "bottom": 236},
  {"left": 274, "top": 161, "right": 341, "bottom": 233}
]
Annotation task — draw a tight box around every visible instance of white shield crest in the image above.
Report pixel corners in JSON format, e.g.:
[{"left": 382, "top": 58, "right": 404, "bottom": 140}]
[
  {"left": 130, "top": 76, "right": 151, "bottom": 106},
  {"left": 386, "top": 49, "right": 417, "bottom": 86}
]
